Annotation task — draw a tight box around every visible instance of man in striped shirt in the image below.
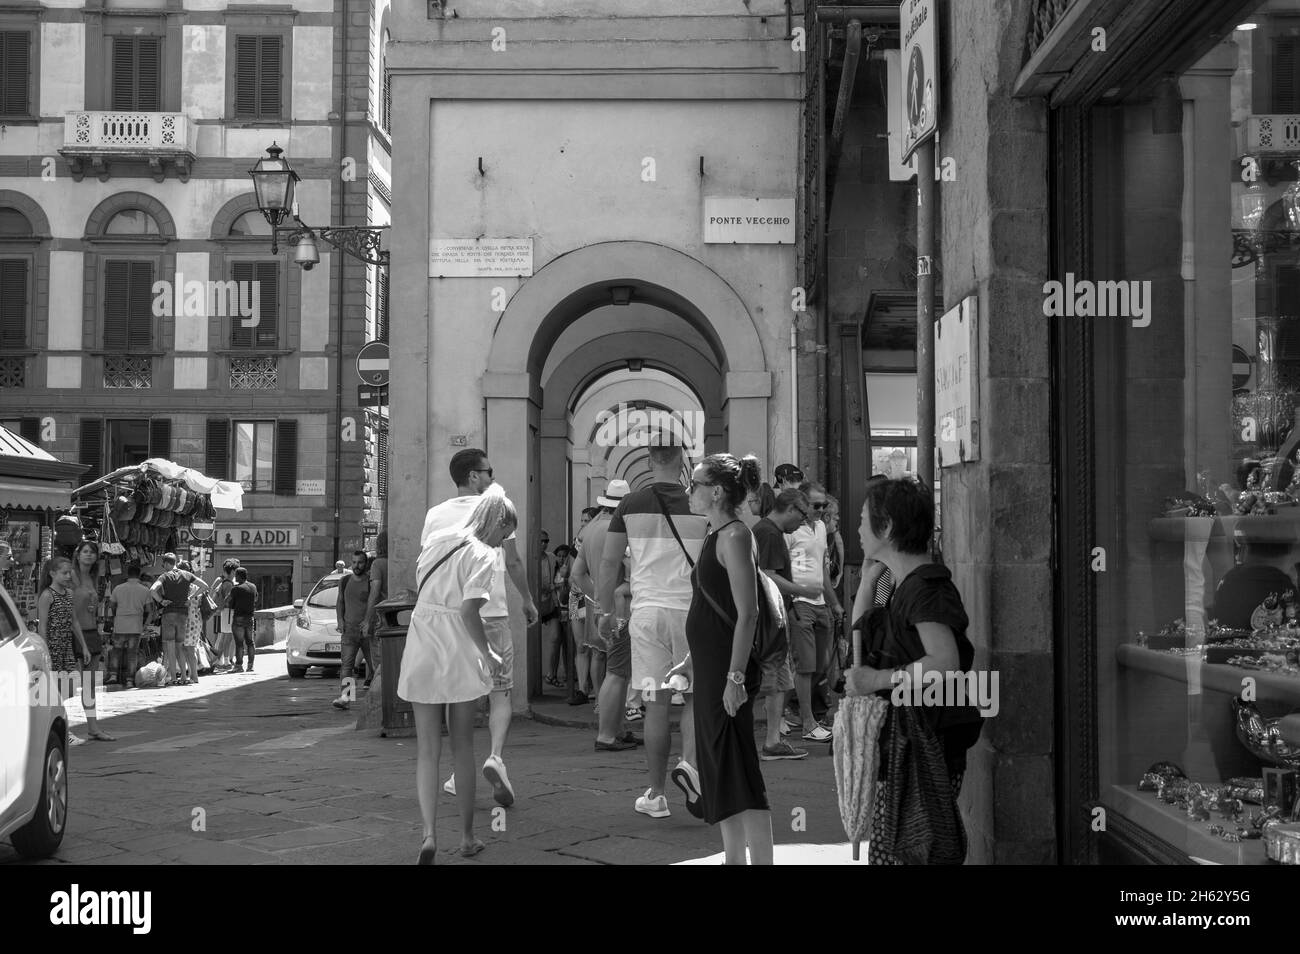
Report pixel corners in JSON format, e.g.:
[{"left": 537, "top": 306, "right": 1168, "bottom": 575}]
[{"left": 598, "top": 445, "right": 707, "bottom": 820}]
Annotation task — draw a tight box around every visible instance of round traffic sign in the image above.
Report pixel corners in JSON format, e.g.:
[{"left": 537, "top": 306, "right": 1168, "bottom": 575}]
[
  {"left": 357, "top": 341, "right": 390, "bottom": 387},
  {"left": 190, "top": 520, "right": 215, "bottom": 542}
]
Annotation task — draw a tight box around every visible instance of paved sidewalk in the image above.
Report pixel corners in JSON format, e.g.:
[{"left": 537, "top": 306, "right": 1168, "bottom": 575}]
[{"left": 3, "top": 658, "right": 857, "bottom": 865}]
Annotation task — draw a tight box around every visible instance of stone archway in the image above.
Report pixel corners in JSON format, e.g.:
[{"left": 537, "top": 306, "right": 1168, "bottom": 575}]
[{"left": 484, "top": 240, "right": 772, "bottom": 703}]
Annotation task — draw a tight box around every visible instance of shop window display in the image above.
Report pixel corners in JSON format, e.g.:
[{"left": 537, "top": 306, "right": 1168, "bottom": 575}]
[{"left": 1096, "top": 9, "right": 1300, "bottom": 864}]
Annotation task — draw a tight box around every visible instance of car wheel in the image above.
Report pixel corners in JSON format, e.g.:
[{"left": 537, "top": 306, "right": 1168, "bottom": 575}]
[
  {"left": 11, "top": 728, "right": 68, "bottom": 859},
  {"left": 287, "top": 665, "right": 308, "bottom": 679}
]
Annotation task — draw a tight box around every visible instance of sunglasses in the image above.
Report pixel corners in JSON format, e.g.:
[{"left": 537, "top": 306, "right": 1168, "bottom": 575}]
[
  {"left": 471, "top": 468, "right": 494, "bottom": 479},
  {"left": 793, "top": 506, "right": 810, "bottom": 521},
  {"left": 811, "top": 502, "right": 828, "bottom": 511}
]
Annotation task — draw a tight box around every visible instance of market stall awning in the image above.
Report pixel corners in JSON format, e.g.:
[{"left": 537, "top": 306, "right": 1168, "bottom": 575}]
[
  {"left": 0, "top": 479, "right": 71, "bottom": 511},
  {"left": 0, "top": 424, "right": 88, "bottom": 487}
]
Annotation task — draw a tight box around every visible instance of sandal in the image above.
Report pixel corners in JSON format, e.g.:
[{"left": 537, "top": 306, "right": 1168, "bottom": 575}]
[
  {"left": 417, "top": 836, "right": 437, "bottom": 865},
  {"left": 88, "top": 730, "right": 117, "bottom": 742},
  {"left": 453, "top": 838, "right": 485, "bottom": 858}
]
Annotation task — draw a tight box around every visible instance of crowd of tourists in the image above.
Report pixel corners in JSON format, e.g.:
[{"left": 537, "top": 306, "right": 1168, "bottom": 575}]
[{"left": 401, "top": 445, "right": 980, "bottom": 865}]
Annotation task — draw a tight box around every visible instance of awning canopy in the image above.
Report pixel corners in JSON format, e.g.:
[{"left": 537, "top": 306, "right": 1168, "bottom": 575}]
[{"left": 0, "top": 479, "right": 71, "bottom": 511}]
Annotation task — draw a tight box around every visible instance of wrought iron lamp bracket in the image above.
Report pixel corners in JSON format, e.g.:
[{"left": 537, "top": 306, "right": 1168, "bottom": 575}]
[{"left": 271, "top": 219, "right": 391, "bottom": 266}]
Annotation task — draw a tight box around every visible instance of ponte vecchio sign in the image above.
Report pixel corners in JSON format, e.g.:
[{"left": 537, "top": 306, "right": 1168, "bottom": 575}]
[{"left": 703, "top": 197, "right": 796, "bottom": 244}]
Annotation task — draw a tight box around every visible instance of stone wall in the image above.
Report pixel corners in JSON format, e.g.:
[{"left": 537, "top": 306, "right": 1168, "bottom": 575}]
[{"left": 940, "top": 0, "right": 1055, "bottom": 863}]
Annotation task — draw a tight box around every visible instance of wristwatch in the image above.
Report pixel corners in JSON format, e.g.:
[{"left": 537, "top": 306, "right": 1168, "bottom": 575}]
[{"left": 726, "top": 670, "right": 746, "bottom": 686}]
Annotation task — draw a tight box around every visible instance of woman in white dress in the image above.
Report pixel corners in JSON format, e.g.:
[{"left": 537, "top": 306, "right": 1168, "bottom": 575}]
[{"left": 401, "top": 485, "right": 516, "bottom": 864}]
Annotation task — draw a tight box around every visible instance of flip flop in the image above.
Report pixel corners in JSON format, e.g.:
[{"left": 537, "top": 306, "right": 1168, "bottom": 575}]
[
  {"left": 417, "top": 837, "right": 437, "bottom": 865},
  {"left": 455, "top": 839, "right": 485, "bottom": 858},
  {"left": 88, "top": 731, "right": 117, "bottom": 742}
]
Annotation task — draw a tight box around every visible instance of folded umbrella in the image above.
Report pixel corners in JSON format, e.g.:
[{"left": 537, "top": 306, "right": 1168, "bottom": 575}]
[{"left": 833, "top": 626, "right": 889, "bottom": 860}]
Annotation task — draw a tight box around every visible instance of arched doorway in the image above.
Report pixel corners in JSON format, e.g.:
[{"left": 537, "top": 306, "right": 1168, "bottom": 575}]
[{"left": 484, "top": 241, "right": 772, "bottom": 700}]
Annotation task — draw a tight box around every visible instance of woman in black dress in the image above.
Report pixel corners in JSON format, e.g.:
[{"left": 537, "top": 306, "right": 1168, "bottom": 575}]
[{"left": 676, "top": 453, "right": 773, "bottom": 864}]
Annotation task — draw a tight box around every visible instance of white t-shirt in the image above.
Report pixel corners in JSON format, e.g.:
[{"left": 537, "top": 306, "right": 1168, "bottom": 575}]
[
  {"left": 415, "top": 529, "right": 498, "bottom": 612},
  {"left": 420, "top": 495, "right": 514, "bottom": 618},
  {"left": 786, "top": 519, "right": 827, "bottom": 606}
]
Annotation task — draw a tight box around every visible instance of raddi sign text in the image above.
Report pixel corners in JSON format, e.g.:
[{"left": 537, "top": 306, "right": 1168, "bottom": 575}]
[{"left": 152, "top": 274, "right": 261, "bottom": 326}]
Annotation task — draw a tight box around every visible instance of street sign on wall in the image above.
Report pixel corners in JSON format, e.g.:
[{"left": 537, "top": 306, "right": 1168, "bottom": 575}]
[
  {"left": 900, "top": 0, "right": 939, "bottom": 162},
  {"left": 702, "top": 197, "right": 796, "bottom": 244},
  {"left": 935, "top": 295, "right": 979, "bottom": 467}
]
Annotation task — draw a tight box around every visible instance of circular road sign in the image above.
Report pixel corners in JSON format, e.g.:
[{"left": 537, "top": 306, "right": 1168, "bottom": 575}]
[{"left": 357, "top": 341, "right": 390, "bottom": 387}]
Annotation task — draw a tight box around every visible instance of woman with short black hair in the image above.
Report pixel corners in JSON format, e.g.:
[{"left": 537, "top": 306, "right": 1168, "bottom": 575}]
[{"left": 844, "top": 477, "right": 980, "bottom": 865}]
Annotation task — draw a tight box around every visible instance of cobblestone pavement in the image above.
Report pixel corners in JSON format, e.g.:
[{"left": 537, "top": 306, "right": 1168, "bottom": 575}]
[{"left": 2, "top": 653, "right": 859, "bottom": 865}]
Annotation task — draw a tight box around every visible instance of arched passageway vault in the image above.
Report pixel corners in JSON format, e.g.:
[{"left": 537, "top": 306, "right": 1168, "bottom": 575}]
[{"left": 482, "top": 240, "right": 773, "bottom": 701}]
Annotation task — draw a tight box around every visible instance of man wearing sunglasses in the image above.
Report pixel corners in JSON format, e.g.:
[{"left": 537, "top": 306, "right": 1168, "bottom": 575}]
[
  {"left": 751, "top": 488, "right": 822, "bottom": 760},
  {"left": 784, "top": 480, "right": 845, "bottom": 742},
  {"left": 420, "top": 447, "right": 539, "bottom": 809}
]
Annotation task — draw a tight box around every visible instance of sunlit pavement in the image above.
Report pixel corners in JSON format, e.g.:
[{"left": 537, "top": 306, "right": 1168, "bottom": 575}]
[
  {"left": 675, "top": 842, "right": 867, "bottom": 864},
  {"left": 4, "top": 656, "right": 850, "bottom": 865}
]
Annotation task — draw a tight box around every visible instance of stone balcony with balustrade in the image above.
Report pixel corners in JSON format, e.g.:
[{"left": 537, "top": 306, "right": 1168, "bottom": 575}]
[{"left": 59, "top": 111, "right": 198, "bottom": 183}]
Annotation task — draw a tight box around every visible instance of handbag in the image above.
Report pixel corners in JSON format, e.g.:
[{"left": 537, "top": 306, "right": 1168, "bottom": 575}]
[
  {"left": 874, "top": 703, "right": 968, "bottom": 865},
  {"left": 200, "top": 592, "right": 219, "bottom": 620}
]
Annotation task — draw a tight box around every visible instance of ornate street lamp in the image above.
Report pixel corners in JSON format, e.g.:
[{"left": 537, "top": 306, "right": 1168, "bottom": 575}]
[{"left": 248, "top": 142, "right": 389, "bottom": 266}]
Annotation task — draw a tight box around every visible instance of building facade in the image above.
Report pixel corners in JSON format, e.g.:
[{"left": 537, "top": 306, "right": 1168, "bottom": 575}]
[
  {"left": 0, "top": 0, "right": 393, "bottom": 604},
  {"left": 388, "top": 0, "right": 802, "bottom": 707}
]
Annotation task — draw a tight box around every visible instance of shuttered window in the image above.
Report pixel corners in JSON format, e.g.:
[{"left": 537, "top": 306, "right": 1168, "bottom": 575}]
[
  {"left": 79, "top": 418, "right": 104, "bottom": 473},
  {"left": 382, "top": 68, "right": 391, "bottom": 133},
  {"left": 103, "top": 260, "right": 154, "bottom": 351},
  {"left": 376, "top": 267, "right": 389, "bottom": 343},
  {"left": 0, "top": 31, "right": 30, "bottom": 117},
  {"left": 274, "top": 419, "right": 298, "bottom": 496},
  {"left": 149, "top": 417, "right": 171, "bottom": 459},
  {"left": 377, "top": 419, "right": 388, "bottom": 499},
  {"left": 18, "top": 417, "right": 39, "bottom": 446},
  {"left": 234, "top": 35, "right": 282, "bottom": 120},
  {"left": 111, "top": 36, "right": 161, "bottom": 111},
  {"left": 0, "top": 258, "right": 27, "bottom": 348},
  {"left": 1274, "top": 35, "right": 1300, "bottom": 113},
  {"left": 206, "top": 417, "right": 229, "bottom": 480},
  {"left": 229, "top": 261, "right": 279, "bottom": 348}
]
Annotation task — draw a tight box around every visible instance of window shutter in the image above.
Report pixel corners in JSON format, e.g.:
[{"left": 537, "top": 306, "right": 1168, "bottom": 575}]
[
  {"left": 149, "top": 417, "right": 171, "bottom": 459},
  {"left": 230, "top": 261, "right": 253, "bottom": 348},
  {"left": 137, "top": 37, "right": 161, "bottom": 111},
  {"left": 0, "top": 31, "right": 30, "bottom": 116},
  {"left": 79, "top": 418, "right": 104, "bottom": 473},
  {"left": 256, "top": 261, "right": 279, "bottom": 348},
  {"left": 205, "top": 417, "right": 229, "bottom": 480},
  {"left": 376, "top": 267, "right": 389, "bottom": 343},
  {"left": 259, "top": 36, "right": 282, "bottom": 118},
  {"left": 19, "top": 417, "right": 39, "bottom": 446},
  {"left": 103, "top": 260, "right": 154, "bottom": 351},
  {"left": 111, "top": 37, "right": 134, "bottom": 110},
  {"left": 382, "top": 67, "right": 391, "bottom": 132},
  {"left": 0, "top": 258, "right": 27, "bottom": 348},
  {"left": 1275, "top": 36, "right": 1300, "bottom": 113},
  {"left": 234, "top": 35, "right": 257, "bottom": 117},
  {"left": 103, "top": 261, "right": 130, "bottom": 351},
  {"left": 274, "top": 418, "right": 298, "bottom": 496},
  {"left": 128, "top": 260, "right": 154, "bottom": 350},
  {"left": 377, "top": 419, "right": 388, "bottom": 498}
]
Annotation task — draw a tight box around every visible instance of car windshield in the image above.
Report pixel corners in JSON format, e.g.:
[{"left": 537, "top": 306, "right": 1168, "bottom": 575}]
[{"left": 306, "top": 577, "right": 341, "bottom": 609}]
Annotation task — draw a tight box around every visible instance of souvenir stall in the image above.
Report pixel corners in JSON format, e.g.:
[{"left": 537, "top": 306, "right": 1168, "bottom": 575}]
[{"left": 0, "top": 425, "right": 87, "bottom": 619}]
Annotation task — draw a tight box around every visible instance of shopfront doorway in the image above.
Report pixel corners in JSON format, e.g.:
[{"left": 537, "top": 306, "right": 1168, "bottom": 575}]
[{"left": 238, "top": 562, "right": 293, "bottom": 611}]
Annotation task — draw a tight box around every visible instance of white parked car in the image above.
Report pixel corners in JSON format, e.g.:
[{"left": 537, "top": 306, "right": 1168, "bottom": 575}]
[
  {"left": 285, "top": 571, "right": 368, "bottom": 681},
  {"left": 0, "top": 582, "right": 68, "bottom": 859}
]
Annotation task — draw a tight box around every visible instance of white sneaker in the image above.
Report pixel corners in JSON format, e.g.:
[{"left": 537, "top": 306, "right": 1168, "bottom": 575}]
[
  {"left": 443, "top": 775, "right": 456, "bottom": 796},
  {"left": 482, "top": 755, "right": 515, "bottom": 808},
  {"left": 802, "top": 724, "right": 833, "bottom": 743},
  {"left": 635, "top": 788, "right": 670, "bottom": 818}
]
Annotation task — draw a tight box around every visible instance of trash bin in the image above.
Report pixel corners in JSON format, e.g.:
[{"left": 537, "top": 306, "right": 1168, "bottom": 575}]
[{"left": 375, "top": 595, "right": 416, "bottom": 738}]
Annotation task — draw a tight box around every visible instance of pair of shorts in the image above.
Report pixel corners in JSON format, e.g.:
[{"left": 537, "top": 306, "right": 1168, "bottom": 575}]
[
  {"left": 789, "top": 601, "right": 831, "bottom": 675},
  {"left": 160, "top": 614, "right": 186, "bottom": 644},
  {"left": 482, "top": 616, "right": 514, "bottom": 692},
  {"left": 629, "top": 606, "right": 690, "bottom": 700},
  {"left": 759, "top": 651, "right": 794, "bottom": 696},
  {"left": 606, "top": 620, "right": 631, "bottom": 680}
]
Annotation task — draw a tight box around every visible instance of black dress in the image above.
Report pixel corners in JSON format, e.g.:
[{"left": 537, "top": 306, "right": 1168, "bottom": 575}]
[{"left": 686, "top": 521, "right": 770, "bottom": 825}]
